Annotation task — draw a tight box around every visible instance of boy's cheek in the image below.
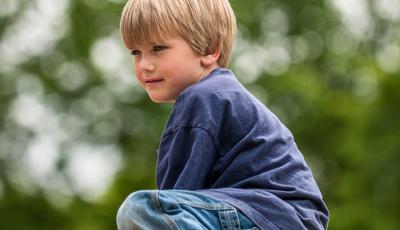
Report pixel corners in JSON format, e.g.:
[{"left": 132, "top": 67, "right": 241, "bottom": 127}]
[
  {"left": 133, "top": 63, "right": 141, "bottom": 77},
  {"left": 133, "top": 71, "right": 145, "bottom": 88}
]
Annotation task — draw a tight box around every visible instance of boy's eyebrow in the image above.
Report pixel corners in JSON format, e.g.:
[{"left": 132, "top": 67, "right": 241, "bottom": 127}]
[
  {"left": 137, "top": 40, "right": 166, "bottom": 46},
  {"left": 129, "top": 41, "right": 168, "bottom": 50},
  {"left": 150, "top": 40, "right": 168, "bottom": 45}
]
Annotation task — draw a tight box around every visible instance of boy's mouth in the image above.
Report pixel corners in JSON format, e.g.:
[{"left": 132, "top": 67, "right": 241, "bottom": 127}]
[
  {"left": 144, "top": 79, "right": 164, "bottom": 87},
  {"left": 145, "top": 79, "right": 163, "bottom": 83}
]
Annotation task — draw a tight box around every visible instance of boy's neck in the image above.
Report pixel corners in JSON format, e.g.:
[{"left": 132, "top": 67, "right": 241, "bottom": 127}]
[{"left": 198, "top": 64, "right": 221, "bottom": 83}]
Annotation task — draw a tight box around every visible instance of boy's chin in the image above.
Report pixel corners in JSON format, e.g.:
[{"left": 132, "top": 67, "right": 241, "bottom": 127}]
[{"left": 148, "top": 95, "right": 175, "bottom": 104}]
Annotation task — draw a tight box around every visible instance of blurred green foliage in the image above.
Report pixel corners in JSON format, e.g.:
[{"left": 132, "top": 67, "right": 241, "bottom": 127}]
[{"left": 0, "top": 0, "right": 399, "bottom": 229}]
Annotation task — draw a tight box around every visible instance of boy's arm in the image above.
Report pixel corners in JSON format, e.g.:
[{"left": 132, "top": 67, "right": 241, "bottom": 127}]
[{"left": 157, "top": 126, "right": 217, "bottom": 190}]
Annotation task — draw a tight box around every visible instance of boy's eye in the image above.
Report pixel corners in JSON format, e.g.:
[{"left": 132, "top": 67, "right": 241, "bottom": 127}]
[
  {"left": 153, "top": 45, "right": 167, "bottom": 52},
  {"left": 130, "top": 49, "right": 141, "bottom": 56}
]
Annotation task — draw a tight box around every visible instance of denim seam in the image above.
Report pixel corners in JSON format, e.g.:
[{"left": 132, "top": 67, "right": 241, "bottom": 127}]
[
  {"left": 225, "top": 209, "right": 233, "bottom": 229},
  {"left": 177, "top": 201, "right": 234, "bottom": 211},
  {"left": 227, "top": 209, "right": 238, "bottom": 230},
  {"left": 152, "top": 190, "right": 179, "bottom": 230},
  {"left": 218, "top": 210, "right": 226, "bottom": 230},
  {"left": 218, "top": 209, "right": 240, "bottom": 230}
]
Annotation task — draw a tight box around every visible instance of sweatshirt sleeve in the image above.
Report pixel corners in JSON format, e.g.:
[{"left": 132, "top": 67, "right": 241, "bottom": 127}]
[{"left": 156, "top": 126, "right": 217, "bottom": 190}]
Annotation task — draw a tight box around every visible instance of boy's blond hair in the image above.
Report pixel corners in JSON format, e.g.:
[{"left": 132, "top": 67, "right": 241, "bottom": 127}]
[{"left": 120, "top": 0, "right": 236, "bottom": 67}]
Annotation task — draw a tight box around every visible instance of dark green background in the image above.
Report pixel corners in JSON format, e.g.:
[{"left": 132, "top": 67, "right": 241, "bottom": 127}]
[{"left": 0, "top": 0, "right": 399, "bottom": 229}]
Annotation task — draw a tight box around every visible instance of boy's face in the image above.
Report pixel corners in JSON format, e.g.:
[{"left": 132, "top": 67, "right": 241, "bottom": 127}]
[{"left": 131, "top": 35, "right": 208, "bottom": 103}]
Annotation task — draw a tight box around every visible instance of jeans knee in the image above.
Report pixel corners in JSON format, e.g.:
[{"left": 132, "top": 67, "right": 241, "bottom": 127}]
[
  {"left": 116, "top": 190, "right": 154, "bottom": 227},
  {"left": 117, "top": 190, "right": 175, "bottom": 230},
  {"left": 126, "top": 190, "right": 153, "bottom": 207}
]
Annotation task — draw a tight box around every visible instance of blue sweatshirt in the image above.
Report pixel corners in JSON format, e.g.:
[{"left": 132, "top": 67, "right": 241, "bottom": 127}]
[{"left": 156, "top": 68, "right": 329, "bottom": 229}]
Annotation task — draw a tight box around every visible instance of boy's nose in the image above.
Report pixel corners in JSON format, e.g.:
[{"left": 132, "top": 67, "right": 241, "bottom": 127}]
[{"left": 139, "top": 57, "right": 155, "bottom": 72}]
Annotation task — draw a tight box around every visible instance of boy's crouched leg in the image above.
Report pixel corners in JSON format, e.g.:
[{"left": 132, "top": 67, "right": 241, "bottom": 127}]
[{"left": 116, "top": 190, "right": 257, "bottom": 230}]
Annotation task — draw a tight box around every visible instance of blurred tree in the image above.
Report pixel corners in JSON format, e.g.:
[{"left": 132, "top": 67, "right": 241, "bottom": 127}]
[{"left": 0, "top": 0, "right": 399, "bottom": 229}]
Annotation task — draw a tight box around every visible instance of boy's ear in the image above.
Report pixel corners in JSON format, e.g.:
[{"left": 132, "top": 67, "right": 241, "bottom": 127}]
[{"left": 200, "top": 49, "right": 221, "bottom": 67}]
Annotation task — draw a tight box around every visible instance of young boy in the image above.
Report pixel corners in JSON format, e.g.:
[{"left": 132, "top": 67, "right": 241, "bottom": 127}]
[{"left": 117, "top": 0, "right": 329, "bottom": 229}]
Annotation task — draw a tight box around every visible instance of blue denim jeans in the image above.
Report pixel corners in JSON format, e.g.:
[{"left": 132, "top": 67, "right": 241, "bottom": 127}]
[{"left": 116, "top": 190, "right": 258, "bottom": 230}]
